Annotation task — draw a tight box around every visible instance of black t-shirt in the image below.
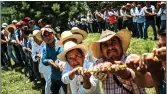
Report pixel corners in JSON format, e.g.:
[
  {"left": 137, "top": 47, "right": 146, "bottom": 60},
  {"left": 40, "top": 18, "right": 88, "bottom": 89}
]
[{"left": 145, "top": 7, "right": 154, "bottom": 20}]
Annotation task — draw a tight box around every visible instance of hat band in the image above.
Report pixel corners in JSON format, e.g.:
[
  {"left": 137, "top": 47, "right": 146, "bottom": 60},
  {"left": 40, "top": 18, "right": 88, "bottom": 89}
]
[{"left": 100, "top": 34, "right": 113, "bottom": 39}]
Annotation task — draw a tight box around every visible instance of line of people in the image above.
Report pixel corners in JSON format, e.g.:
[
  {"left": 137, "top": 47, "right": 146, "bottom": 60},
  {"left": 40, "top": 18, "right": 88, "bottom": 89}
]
[
  {"left": 1, "top": 2, "right": 166, "bottom": 94},
  {"left": 68, "top": 1, "right": 166, "bottom": 40}
]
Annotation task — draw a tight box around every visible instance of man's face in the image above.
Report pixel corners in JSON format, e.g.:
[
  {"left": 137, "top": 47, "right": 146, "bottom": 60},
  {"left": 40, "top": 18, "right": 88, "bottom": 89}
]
[
  {"left": 132, "top": 2, "right": 136, "bottom": 7},
  {"left": 43, "top": 31, "right": 55, "bottom": 44},
  {"left": 101, "top": 37, "right": 123, "bottom": 62},
  {"left": 137, "top": 4, "right": 142, "bottom": 9},
  {"left": 158, "top": 35, "right": 166, "bottom": 48},
  {"left": 146, "top": 2, "right": 150, "bottom": 6},
  {"left": 66, "top": 49, "right": 84, "bottom": 68}
]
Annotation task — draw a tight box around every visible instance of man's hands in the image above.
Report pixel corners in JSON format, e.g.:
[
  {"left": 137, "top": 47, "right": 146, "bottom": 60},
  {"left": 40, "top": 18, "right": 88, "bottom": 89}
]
[
  {"left": 48, "top": 59, "right": 60, "bottom": 69},
  {"left": 69, "top": 67, "right": 91, "bottom": 89}
]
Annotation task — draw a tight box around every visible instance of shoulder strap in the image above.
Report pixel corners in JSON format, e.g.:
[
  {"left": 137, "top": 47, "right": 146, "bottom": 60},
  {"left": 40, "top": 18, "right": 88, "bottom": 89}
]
[{"left": 113, "top": 75, "right": 133, "bottom": 94}]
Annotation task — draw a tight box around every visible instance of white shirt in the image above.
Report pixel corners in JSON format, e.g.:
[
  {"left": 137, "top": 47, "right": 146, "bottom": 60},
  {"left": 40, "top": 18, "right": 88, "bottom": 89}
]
[
  {"left": 157, "top": 8, "right": 166, "bottom": 20},
  {"left": 31, "top": 38, "right": 51, "bottom": 73},
  {"left": 61, "top": 60, "right": 100, "bottom": 94},
  {"left": 130, "top": 7, "right": 137, "bottom": 22},
  {"left": 135, "top": 8, "right": 145, "bottom": 23},
  {"left": 120, "top": 10, "right": 128, "bottom": 21}
]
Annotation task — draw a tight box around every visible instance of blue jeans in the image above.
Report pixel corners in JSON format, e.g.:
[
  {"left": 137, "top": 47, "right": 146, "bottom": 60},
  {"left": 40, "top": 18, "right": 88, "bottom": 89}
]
[
  {"left": 105, "top": 21, "right": 111, "bottom": 30},
  {"left": 111, "top": 23, "right": 118, "bottom": 32},
  {"left": 137, "top": 23, "right": 144, "bottom": 38},
  {"left": 160, "top": 20, "right": 166, "bottom": 30},
  {"left": 143, "top": 20, "right": 157, "bottom": 39},
  {"left": 7, "top": 45, "right": 19, "bottom": 64}
]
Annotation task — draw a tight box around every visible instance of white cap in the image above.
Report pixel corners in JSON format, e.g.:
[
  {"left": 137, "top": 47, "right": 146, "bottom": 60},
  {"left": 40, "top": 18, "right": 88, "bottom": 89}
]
[{"left": 1, "top": 23, "right": 8, "bottom": 28}]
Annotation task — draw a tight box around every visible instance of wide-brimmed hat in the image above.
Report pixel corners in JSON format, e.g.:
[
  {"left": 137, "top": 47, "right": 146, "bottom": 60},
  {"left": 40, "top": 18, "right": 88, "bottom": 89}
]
[
  {"left": 12, "top": 20, "right": 18, "bottom": 24},
  {"left": 71, "top": 27, "right": 88, "bottom": 40},
  {"left": 126, "top": 3, "right": 131, "bottom": 6},
  {"left": 41, "top": 27, "right": 55, "bottom": 36},
  {"left": 57, "top": 41, "right": 88, "bottom": 61},
  {"left": 161, "top": 2, "right": 166, "bottom": 5},
  {"left": 5, "top": 24, "right": 16, "bottom": 33},
  {"left": 32, "top": 30, "right": 42, "bottom": 41},
  {"left": 56, "top": 31, "right": 83, "bottom": 47},
  {"left": 89, "top": 29, "right": 131, "bottom": 59}
]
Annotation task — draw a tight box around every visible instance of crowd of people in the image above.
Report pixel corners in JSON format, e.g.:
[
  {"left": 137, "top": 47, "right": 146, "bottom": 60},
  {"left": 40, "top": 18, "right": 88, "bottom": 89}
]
[
  {"left": 1, "top": 1, "right": 166, "bottom": 94},
  {"left": 68, "top": 1, "right": 166, "bottom": 40}
]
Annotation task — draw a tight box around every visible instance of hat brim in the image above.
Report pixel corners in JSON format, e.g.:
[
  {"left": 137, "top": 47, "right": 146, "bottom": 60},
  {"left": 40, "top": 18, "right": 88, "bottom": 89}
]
[
  {"left": 57, "top": 44, "right": 88, "bottom": 61},
  {"left": 5, "top": 25, "right": 16, "bottom": 33},
  {"left": 89, "top": 29, "right": 131, "bottom": 59},
  {"left": 33, "top": 30, "right": 42, "bottom": 41},
  {"left": 56, "top": 34, "right": 83, "bottom": 47},
  {"left": 71, "top": 29, "right": 88, "bottom": 40}
]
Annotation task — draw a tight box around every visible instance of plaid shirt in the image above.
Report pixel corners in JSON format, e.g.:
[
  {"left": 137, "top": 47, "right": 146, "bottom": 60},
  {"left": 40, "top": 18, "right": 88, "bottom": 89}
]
[{"left": 93, "top": 53, "right": 146, "bottom": 94}]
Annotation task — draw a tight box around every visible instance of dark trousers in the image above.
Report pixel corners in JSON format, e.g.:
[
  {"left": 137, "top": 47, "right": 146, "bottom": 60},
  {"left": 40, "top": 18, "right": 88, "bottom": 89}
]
[
  {"left": 13, "top": 45, "right": 24, "bottom": 66},
  {"left": 117, "top": 19, "right": 123, "bottom": 30},
  {"left": 122, "top": 20, "right": 132, "bottom": 31},
  {"left": 33, "top": 61, "right": 41, "bottom": 81},
  {"left": 132, "top": 22, "right": 139, "bottom": 38},
  {"left": 137, "top": 23, "right": 144, "bottom": 38},
  {"left": 1, "top": 44, "right": 11, "bottom": 67},
  {"left": 51, "top": 79, "right": 67, "bottom": 94},
  {"left": 88, "top": 23, "right": 93, "bottom": 33},
  {"left": 143, "top": 20, "right": 157, "bottom": 39}
]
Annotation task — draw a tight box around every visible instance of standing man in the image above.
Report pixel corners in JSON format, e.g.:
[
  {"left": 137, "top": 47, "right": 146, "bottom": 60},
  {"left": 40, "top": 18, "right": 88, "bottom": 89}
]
[
  {"left": 136, "top": 3, "right": 145, "bottom": 39},
  {"left": 157, "top": 2, "right": 166, "bottom": 31},
  {"left": 143, "top": 1, "right": 158, "bottom": 40},
  {"left": 41, "top": 27, "right": 67, "bottom": 94},
  {"left": 131, "top": 2, "right": 139, "bottom": 38}
]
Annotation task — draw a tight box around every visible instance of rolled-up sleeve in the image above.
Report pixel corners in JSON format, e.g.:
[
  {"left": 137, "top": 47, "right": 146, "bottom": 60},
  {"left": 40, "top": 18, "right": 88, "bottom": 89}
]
[
  {"left": 42, "top": 48, "right": 49, "bottom": 66},
  {"left": 61, "top": 63, "right": 72, "bottom": 84},
  {"left": 78, "top": 63, "right": 100, "bottom": 94},
  {"left": 31, "top": 45, "right": 38, "bottom": 62}
]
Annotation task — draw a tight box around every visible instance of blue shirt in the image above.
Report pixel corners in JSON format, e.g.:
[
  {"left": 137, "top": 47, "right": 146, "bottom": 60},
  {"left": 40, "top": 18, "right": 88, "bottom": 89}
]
[
  {"left": 157, "top": 8, "right": 166, "bottom": 21},
  {"left": 159, "top": 80, "right": 166, "bottom": 94},
  {"left": 135, "top": 8, "right": 145, "bottom": 23},
  {"left": 8, "top": 32, "right": 17, "bottom": 45},
  {"left": 33, "top": 25, "right": 40, "bottom": 30},
  {"left": 42, "top": 39, "right": 64, "bottom": 80}
]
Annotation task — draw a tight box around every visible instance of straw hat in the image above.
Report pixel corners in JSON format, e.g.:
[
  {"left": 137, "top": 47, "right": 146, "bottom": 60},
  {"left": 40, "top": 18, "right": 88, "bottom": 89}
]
[
  {"left": 5, "top": 24, "right": 16, "bottom": 33},
  {"left": 41, "top": 27, "right": 55, "bottom": 36},
  {"left": 71, "top": 27, "right": 88, "bottom": 40},
  {"left": 56, "top": 31, "right": 83, "bottom": 47},
  {"left": 57, "top": 41, "right": 88, "bottom": 61},
  {"left": 89, "top": 29, "right": 131, "bottom": 59},
  {"left": 32, "top": 30, "right": 42, "bottom": 41},
  {"left": 12, "top": 20, "right": 18, "bottom": 24},
  {"left": 161, "top": 2, "right": 166, "bottom": 5}
]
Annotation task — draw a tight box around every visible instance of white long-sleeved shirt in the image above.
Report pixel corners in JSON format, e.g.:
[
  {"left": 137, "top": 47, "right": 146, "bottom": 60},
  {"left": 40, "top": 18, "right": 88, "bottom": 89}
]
[
  {"left": 135, "top": 8, "right": 145, "bottom": 23},
  {"left": 31, "top": 38, "right": 51, "bottom": 74},
  {"left": 157, "top": 8, "right": 166, "bottom": 21},
  {"left": 130, "top": 7, "right": 137, "bottom": 22},
  {"left": 120, "top": 10, "right": 128, "bottom": 21},
  {"left": 61, "top": 60, "right": 100, "bottom": 94}
]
